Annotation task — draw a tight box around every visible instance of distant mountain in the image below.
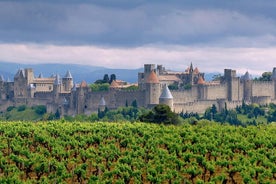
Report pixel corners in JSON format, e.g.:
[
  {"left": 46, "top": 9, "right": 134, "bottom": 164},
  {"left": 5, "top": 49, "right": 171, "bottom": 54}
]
[
  {"left": 0, "top": 61, "right": 143, "bottom": 83},
  {"left": 204, "top": 72, "right": 221, "bottom": 81}
]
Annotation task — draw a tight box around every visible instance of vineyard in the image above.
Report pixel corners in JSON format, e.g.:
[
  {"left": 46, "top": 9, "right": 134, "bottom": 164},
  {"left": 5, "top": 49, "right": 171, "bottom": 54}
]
[{"left": 0, "top": 121, "right": 275, "bottom": 183}]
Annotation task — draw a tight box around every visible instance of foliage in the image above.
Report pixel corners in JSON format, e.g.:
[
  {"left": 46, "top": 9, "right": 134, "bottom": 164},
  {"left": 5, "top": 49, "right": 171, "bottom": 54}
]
[
  {"left": 6, "top": 106, "right": 15, "bottom": 112},
  {"left": 0, "top": 105, "right": 48, "bottom": 121},
  {"left": 33, "top": 105, "right": 47, "bottom": 115},
  {"left": 203, "top": 102, "right": 274, "bottom": 126},
  {"left": 0, "top": 121, "right": 275, "bottom": 183},
  {"left": 90, "top": 83, "right": 110, "bottom": 92},
  {"left": 139, "top": 104, "right": 181, "bottom": 125},
  {"left": 183, "top": 84, "right": 192, "bottom": 90},
  {"left": 254, "top": 72, "right": 272, "bottom": 81},
  {"left": 168, "top": 83, "right": 179, "bottom": 90},
  {"left": 17, "top": 105, "right": 26, "bottom": 112},
  {"left": 94, "top": 74, "right": 117, "bottom": 84},
  {"left": 121, "top": 85, "right": 139, "bottom": 91},
  {"left": 212, "top": 74, "right": 223, "bottom": 81}
]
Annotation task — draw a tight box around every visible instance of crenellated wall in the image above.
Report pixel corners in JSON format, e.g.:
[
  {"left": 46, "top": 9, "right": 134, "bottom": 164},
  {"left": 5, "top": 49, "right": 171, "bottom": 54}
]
[
  {"left": 174, "top": 100, "right": 216, "bottom": 114},
  {"left": 205, "top": 84, "right": 227, "bottom": 100},
  {"left": 252, "top": 81, "right": 274, "bottom": 97},
  {"left": 171, "top": 87, "right": 198, "bottom": 103}
]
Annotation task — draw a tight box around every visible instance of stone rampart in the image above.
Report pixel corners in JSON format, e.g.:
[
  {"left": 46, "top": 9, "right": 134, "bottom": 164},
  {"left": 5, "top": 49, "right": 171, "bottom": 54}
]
[
  {"left": 252, "top": 81, "right": 274, "bottom": 97},
  {"left": 205, "top": 84, "right": 227, "bottom": 100}
]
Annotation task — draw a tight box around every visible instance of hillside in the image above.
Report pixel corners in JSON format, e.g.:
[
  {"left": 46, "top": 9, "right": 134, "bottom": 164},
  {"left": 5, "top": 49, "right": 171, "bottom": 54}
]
[{"left": 0, "top": 61, "right": 143, "bottom": 83}]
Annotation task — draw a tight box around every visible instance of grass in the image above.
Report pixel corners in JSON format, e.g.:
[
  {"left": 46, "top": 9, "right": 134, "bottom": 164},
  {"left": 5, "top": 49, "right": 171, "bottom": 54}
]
[
  {"left": 0, "top": 108, "right": 42, "bottom": 121},
  {"left": 237, "top": 114, "right": 267, "bottom": 124}
]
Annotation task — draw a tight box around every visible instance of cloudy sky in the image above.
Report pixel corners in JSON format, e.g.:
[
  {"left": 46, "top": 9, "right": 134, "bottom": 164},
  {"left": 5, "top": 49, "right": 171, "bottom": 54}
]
[{"left": 1, "top": 0, "right": 276, "bottom": 75}]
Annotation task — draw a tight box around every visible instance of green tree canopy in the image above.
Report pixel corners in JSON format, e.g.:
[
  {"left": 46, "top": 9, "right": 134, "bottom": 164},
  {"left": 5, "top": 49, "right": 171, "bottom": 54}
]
[{"left": 139, "top": 104, "right": 180, "bottom": 125}]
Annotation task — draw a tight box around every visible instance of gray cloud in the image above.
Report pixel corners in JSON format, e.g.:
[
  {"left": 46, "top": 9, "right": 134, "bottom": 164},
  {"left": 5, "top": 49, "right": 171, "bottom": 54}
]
[
  {"left": 0, "top": 1, "right": 276, "bottom": 47},
  {"left": 0, "top": 0, "right": 276, "bottom": 74}
]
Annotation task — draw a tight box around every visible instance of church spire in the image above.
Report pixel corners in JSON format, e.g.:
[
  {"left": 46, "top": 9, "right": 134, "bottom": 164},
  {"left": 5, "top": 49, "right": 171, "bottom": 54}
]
[{"left": 189, "top": 62, "right": 194, "bottom": 74}]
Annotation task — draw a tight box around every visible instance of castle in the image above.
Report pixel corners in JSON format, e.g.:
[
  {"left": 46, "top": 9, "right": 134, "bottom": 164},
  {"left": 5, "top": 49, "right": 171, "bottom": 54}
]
[{"left": 0, "top": 64, "right": 276, "bottom": 116}]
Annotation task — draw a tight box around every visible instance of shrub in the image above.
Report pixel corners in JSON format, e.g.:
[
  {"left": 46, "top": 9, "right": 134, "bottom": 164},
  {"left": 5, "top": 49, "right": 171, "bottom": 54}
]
[
  {"left": 17, "top": 105, "right": 26, "bottom": 112},
  {"left": 6, "top": 106, "right": 15, "bottom": 112},
  {"left": 34, "top": 105, "right": 47, "bottom": 115}
]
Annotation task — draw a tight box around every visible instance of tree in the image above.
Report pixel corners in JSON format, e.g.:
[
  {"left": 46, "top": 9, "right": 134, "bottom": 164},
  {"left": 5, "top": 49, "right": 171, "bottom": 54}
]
[
  {"left": 109, "top": 74, "right": 116, "bottom": 84},
  {"left": 139, "top": 104, "right": 180, "bottom": 125},
  {"left": 131, "top": 99, "right": 138, "bottom": 108},
  {"left": 212, "top": 74, "right": 223, "bottom": 81},
  {"left": 255, "top": 72, "right": 272, "bottom": 81},
  {"left": 103, "top": 74, "right": 109, "bottom": 83}
]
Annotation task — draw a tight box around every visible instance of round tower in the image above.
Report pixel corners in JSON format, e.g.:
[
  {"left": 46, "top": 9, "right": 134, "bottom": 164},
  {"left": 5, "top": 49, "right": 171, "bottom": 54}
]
[
  {"left": 98, "top": 96, "right": 106, "bottom": 112},
  {"left": 145, "top": 71, "right": 160, "bottom": 107},
  {"left": 241, "top": 71, "right": 252, "bottom": 102},
  {"left": 62, "top": 70, "right": 73, "bottom": 91},
  {"left": 197, "top": 75, "right": 206, "bottom": 100},
  {"left": 53, "top": 74, "right": 61, "bottom": 102},
  {"left": 159, "top": 84, "right": 173, "bottom": 110}
]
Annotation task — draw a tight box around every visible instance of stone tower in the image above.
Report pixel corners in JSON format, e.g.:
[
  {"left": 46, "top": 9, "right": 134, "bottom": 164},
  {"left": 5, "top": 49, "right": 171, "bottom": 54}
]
[
  {"left": 76, "top": 81, "right": 88, "bottom": 114},
  {"left": 197, "top": 75, "right": 206, "bottom": 100},
  {"left": 139, "top": 64, "right": 156, "bottom": 90},
  {"left": 241, "top": 71, "right": 252, "bottom": 102},
  {"left": 14, "top": 68, "right": 34, "bottom": 98},
  {"left": 99, "top": 96, "right": 106, "bottom": 112},
  {"left": 53, "top": 74, "right": 61, "bottom": 102},
  {"left": 62, "top": 70, "right": 73, "bottom": 92},
  {"left": 159, "top": 84, "right": 173, "bottom": 110},
  {"left": 145, "top": 70, "right": 160, "bottom": 107},
  {"left": 188, "top": 63, "right": 194, "bottom": 85},
  {"left": 224, "top": 69, "right": 240, "bottom": 101}
]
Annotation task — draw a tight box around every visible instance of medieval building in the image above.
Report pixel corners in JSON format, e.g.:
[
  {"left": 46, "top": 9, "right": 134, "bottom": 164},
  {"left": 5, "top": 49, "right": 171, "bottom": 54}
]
[{"left": 0, "top": 64, "right": 276, "bottom": 116}]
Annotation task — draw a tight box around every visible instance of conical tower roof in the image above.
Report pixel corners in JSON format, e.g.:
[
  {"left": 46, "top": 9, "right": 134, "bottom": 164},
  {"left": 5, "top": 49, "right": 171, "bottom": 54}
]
[
  {"left": 146, "top": 71, "right": 159, "bottom": 83},
  {"left": 160, "top": 85, "right": 173, "bottom": 99},
  {"left": 38, "top": 73, "right": 43, "bottom": 78},
  {"left": 194, "top": 67, "right": 199, "bottom": 74},
  {"left": 54, "top": 74, "right": 61, "bottom": 85},
  {"left": 64, "top": 70, "right": 73, "bottom": 79},
  {"left": 99, "top": 96, "right": 106, "bottom": 106},
  {"left": 197, "top": 75, "right": 205, "bottom": 85},
  {"left": 80, "top": 80, "right": 88, "bottom": 88},
  {"left": 72, "top": 83, "right": 77, "bottom": 91},
  {"left": 241, "top": 71, "right": 252, "bottom": 81},
  {"left": 15, "top": 69, "right": 25, "bottom": 78}
]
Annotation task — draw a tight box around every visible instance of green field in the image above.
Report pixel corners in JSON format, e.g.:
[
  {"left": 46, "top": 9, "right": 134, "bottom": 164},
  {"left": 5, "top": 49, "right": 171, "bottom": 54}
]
[{"left": 0, "top": 121, "right": 275, "bottom": 183}]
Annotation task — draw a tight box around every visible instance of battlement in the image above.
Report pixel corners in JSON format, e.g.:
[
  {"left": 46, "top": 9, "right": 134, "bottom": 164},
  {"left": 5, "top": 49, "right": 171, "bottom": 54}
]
[{"left": 0, "top": 65, "right": 276, "bottom": 115}]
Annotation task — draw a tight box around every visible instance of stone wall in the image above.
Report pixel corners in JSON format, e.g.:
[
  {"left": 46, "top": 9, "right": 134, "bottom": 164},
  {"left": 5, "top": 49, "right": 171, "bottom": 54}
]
[
  {"left": 205, "top": 84, "right": 227, "bottom": 100},
  {"left": 171, "top": 87, "right": 198, "bottom": 104},
  {"left": 252, "top": 81, "right": 274, "bottom": 97}
]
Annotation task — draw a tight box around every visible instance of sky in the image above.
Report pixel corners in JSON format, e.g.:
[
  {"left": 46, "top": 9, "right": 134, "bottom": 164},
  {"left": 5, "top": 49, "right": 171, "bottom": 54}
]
[{"left": 1, "top": 0, "right": 276, "bottom": 75}]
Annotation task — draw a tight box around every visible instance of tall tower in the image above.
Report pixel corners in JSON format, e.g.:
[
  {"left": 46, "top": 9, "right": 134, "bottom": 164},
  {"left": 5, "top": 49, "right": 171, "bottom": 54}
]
[
  {"left": 241, "top": 71, "right": 252, "bottom": 102},
  {"left": 76, "top": 81, "right": 88, "bottom": 114},
  {"left": 13, "top": 68, "right": 34, "bottom": 98},
  {"left": 224, "top": 69, "right": 240, "bottom": 101},
  {"left": 145, "top": 70, "right": 160, "bottom": 106},
  {"left": 197, "top": 75, "right": 206, "bottom": 100},
  {"left": 62, "top": 70, "right": 73, "bottom": 92},
  {"left": 159, "top": 84, "right": 173, "bottom": 110},
  {"left": 53, "top": 74, "right": 61, "bottom": 102}
]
